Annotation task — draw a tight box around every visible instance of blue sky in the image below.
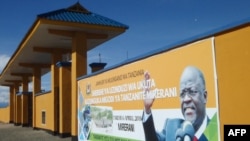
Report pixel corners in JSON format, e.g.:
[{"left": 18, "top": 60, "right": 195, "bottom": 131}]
[{"left": 1, "top": 0, "right": 250, "bottom": 107}]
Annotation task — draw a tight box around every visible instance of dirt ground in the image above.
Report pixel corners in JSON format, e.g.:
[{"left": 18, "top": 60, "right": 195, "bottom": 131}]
[{"left": 0, "top": 123, "right": 71, "bottom": 141}]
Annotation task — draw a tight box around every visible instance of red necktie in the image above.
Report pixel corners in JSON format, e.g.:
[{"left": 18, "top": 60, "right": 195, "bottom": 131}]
[{"left": 193, "top": 136, "right": 198, "bottom": 141}]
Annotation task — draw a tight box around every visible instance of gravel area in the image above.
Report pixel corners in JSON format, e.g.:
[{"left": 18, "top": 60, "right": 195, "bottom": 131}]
[{"left": 0, "top": 123, "right": 72, "bottom": 141}]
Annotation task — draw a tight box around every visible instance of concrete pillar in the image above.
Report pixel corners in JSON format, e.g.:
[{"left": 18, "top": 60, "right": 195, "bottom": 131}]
[
  {"left": 21, "top": 76, "right": 29, "bottom": 126},
  {"left": 71, "top": 32, "right": 87, "bottom": 140},
  {"left": 57, "top": 61, "right": 72, "bottom": 137},
  {"left": 32, "top": 67, "right": 41, "bottom": 128},
  {"left": 16, "top": 95, "right": 22, "bottom": 125},
  {"left": 9, "top": 86, "right": 14, "bottom": 123},
  {"left": 14, "top": 83, "right": 21, "bottom": 125},
  {"left": 13, "top": 85, "right": 17, "bottom": 124},
  {"left": 51, "top": 53, "right": 62, "bottom": 133}
]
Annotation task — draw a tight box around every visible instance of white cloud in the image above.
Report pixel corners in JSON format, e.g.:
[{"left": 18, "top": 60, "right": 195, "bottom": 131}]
[
  {"left": 0, "top": 86, "right": 9, "bottom": 106},
  {"left": 0, "top": 54, "right": 10, "bottom": 73},
  {"left": 0, "top": 54, "right": 10, "bottom": 107}
]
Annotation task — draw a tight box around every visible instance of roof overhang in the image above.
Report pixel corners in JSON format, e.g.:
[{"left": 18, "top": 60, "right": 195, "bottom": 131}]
[{"left": 0, "top": 18, "right": 127, "bottom": 86}]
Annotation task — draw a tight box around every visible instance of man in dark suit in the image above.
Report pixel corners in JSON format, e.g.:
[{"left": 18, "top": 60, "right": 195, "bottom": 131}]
[{"left": 142, "top": 66, "right": 210, "bottom": 141}]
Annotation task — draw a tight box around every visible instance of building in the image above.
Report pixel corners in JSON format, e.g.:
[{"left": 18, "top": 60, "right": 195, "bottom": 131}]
[
  {"left": 1, "top": 2, "right": 250, "bottom": 141},
  {"left": 0, "top": 2, "right": 128, "bottom": 141}
]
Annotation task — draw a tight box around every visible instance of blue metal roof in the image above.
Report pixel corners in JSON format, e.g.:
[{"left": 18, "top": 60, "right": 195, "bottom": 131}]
[{"left": 37, "top": 2, "right": 129, "bottom": 29}]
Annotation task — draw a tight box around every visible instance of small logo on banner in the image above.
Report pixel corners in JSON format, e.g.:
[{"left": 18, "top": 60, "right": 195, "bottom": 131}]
[{"left": 224, "top": 125, "right": 250, "bottom": 140}]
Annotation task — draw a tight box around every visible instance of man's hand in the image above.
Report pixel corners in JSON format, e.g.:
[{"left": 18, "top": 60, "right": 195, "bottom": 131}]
[{"left": 143, "top": 71, "right": 155, "bottom": 114}]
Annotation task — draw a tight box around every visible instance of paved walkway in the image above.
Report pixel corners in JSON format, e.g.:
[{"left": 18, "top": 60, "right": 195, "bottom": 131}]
[{"left": 0, "top": 123, "right": 72, "bottom": 141}]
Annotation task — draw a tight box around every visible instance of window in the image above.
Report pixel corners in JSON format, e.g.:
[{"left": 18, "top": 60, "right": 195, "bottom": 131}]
[{"left": 42, "top": 111, "right": 46, "bottom": 124}]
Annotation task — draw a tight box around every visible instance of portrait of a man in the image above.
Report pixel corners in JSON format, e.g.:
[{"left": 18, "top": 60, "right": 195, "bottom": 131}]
[{"left": 142, "top": 66, "right": 211, "bottom": 141}]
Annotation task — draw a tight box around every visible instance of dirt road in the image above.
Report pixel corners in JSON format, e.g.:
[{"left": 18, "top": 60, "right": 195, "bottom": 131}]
[{"left": 0, "top": 123, "right": 71, "bottom": 141}]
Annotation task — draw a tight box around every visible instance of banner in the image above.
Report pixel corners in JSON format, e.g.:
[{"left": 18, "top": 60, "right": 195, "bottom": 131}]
[{"left": 78, "top": 38, "right": 220, "bottom": 141}]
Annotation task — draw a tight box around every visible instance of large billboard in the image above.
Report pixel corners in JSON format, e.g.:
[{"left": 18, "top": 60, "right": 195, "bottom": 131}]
[{"left": 78, "top": 38, "right": 220, "bottom": 141}]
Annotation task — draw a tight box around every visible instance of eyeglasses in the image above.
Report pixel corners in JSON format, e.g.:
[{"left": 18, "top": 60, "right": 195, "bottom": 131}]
[{"left": 180, "top": 88, "right": 199, "bottom": 98}]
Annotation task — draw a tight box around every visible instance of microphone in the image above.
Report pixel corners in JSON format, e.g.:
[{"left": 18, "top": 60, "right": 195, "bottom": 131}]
[
  {"left": 175, "top": 121, "right": 195, "bottom": 141},
  {"left": 175, "top": 128, "right": 184, "bottom": 141},
  {"left": 182, "top": 121, "right": 195, "bottom": 141}
]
